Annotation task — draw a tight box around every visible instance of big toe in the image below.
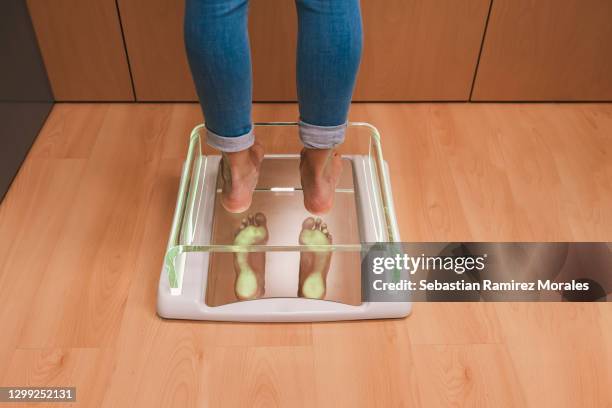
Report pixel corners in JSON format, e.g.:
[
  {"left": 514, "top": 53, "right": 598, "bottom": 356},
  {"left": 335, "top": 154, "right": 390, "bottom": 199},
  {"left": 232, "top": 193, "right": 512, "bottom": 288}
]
[
  {"left": 254, "top": 212, "right": 266, "bottom": 226},
  {"left": 302, "top": 217, "right": 316, "bottom": 230}
]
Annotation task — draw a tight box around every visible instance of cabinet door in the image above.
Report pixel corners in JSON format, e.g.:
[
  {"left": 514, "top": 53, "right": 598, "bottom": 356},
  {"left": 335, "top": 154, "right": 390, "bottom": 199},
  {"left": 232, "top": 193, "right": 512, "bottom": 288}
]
[
  {"left": 355, "top": 0, "right": 490, "bottom": 100},
  {"left": 27, "top": 0, "right": 134, "bottom": 101},
  {"left": 472, "top": 0, "right": 612, "bottom": 101},
  {"left": 116, "top": 0, "right": 297, "bottom": 101},
  {"left": 117, "top": 0, "right": 195, "bottom": 101}
]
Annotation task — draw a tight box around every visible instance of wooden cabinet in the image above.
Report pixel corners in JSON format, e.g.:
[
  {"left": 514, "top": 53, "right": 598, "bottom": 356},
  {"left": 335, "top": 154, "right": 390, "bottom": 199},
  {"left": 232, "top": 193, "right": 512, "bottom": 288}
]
[
  {"left": 472, "top": 0, "right": 612, "bottom": 101},
  {"left": 116, "top": 0, "right": 195, "bottom": 101},
  {"left": 116, "top": 0, "right": 490, "bottom": 101},
  {"left": 26, "top": 0, "right": 134, "bottom": 101},
  {"left": 355, "top": 0, "right": 490, "bottom": 100},
  {"left": 26, "top": 0, "right": 612, "bottom": 102},
  {"left": 116, "top": 0, "right": 299, "bottom": 101}
]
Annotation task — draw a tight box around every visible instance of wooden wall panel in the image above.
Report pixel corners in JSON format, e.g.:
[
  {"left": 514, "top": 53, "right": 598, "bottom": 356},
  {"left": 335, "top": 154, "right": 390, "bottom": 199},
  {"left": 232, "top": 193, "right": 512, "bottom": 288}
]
[
  {"left": 116, "top": 0, "right": 195, "bottom": 101},
  {"left": 472, "top": 0, "right": 612, "bottom": 101},
  {"left": 355, "top": 0, "right": 490, "bottom": 100},
  {"left": 26, "top": 0, "right": 134, "bottom": 101},
  {"left": 118, "top": 0, "right": 490, "bottom": 101},
  {"left": 116, "top": 0, "right": 297, "bottom": 101},
  {"left": 248, "top": 1, "right": 297, "bottom": 101}
]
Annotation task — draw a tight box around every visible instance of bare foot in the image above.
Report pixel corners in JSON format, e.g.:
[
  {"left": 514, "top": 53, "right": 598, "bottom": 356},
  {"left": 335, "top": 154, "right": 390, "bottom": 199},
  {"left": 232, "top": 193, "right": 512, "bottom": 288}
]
[
  {"left": 220, "top": 141, "right": 264, "bottom": 213},
  {"left": 233, "top": 213, "right": 268, "bottom": 300},
  {"left": 300, "top": 148, "right": 342, "bottom": 215},
  {"left": 298, "top": 217, "right": 332, "bottom": 299}
]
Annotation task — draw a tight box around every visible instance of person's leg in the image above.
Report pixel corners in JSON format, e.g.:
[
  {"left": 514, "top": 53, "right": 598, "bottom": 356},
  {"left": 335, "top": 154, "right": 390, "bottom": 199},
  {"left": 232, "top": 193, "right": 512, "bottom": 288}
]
[
  {"left": 184, "top": 0, "right": 262, "bottom": 213},
  {"left": 295, "top": 0, "right": 363, "bottom": 215}
]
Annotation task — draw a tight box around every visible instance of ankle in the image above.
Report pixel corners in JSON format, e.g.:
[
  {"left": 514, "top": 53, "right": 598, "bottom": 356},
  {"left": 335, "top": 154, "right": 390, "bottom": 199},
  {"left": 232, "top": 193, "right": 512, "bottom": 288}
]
[
  {"left": 303, "top": 147, "right": 333, "bottom": 159},
  {"left": 223, "top": 148, "right": 257, "bottom": 180},
  {"left": 301, "top": 148, "right": 334, "bottom": 172}
]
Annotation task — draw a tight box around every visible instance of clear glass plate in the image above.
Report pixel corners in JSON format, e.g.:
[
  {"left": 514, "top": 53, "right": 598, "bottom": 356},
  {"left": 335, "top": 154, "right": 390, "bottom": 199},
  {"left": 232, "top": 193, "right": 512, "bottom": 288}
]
[{"left": 164, "top": 122, "right": 398, "bottom": 302}]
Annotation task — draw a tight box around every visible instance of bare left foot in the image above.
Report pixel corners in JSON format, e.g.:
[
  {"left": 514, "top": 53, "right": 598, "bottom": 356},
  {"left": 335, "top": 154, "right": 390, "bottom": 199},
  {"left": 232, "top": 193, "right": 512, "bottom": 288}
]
[{"left": 298, "top": 217, "right": 332, "bottom": 299}]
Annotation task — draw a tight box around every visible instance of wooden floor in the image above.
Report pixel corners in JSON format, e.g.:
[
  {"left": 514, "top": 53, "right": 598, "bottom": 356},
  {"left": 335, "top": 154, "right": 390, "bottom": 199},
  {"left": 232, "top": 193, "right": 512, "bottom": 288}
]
[{"left": 0, "top": 103, "right": 611, "bottom": 407}]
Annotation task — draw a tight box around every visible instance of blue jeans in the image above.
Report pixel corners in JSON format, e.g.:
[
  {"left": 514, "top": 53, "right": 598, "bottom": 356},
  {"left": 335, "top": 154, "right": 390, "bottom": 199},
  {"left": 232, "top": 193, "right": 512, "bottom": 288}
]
[{"left": 184, "top": 0, "right": 363, "bottom": 152}]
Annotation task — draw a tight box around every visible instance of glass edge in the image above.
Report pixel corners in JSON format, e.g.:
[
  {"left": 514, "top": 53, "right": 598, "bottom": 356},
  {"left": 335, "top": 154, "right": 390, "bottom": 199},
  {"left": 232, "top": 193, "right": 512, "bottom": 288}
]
[
  {"left": 164, "top": 124, "right": 205, "bottom": 289},
  {"left": 167, "top": 243, "right": 366, "bottom": 253},
  {"left": 348, "top": 122, "right": 399, "bottom": 243}
]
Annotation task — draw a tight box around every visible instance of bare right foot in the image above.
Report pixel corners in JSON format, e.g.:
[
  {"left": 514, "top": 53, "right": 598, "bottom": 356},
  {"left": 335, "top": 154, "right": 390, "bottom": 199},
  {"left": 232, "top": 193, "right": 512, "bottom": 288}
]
[
  {"left": 298, "top": 217, "right": 333, "bottom": 299},
  {"left": 300, "top": 148, "right": 342, "bottom": 215},
  {"left": 233, "top": 213, "right": 268, "bottom": 300},
  {"left": 220, "top": 141, "right": 264, "bottom": 213}
]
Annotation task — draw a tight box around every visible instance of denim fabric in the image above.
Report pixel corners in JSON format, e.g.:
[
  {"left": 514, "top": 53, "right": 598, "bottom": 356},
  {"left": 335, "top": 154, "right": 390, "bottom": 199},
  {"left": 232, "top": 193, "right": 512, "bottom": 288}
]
[{"left": 184, "top": 0, "right": 362, "bottom": 151}]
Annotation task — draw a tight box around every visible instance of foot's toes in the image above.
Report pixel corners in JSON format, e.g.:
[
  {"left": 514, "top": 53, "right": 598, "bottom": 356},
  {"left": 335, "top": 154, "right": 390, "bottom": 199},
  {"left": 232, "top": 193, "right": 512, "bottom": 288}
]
[
  {"left": 302, "top": 217, "right": 316, "bottom": 230},
  {"left": 254, "top": 212, "right": 266, "bottom": 226},
  {"left": 235, "top": 221, "right": 246, "bottom": 242},
  {"left": 314, "top": 217, "right": 322, "bottom": 229}
]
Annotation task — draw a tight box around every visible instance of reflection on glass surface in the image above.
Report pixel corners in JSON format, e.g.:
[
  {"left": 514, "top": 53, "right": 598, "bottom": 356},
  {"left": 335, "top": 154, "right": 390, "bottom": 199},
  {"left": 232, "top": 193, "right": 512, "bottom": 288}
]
[{"left": 206, "top": 157, "right": 362, "bottom": 306}]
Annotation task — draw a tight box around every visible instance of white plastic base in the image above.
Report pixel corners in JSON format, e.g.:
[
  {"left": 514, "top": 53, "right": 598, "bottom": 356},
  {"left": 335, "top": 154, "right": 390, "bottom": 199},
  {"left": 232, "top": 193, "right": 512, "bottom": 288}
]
[{"left": 157, "top": 155, "right": 411, "bottom": 321}]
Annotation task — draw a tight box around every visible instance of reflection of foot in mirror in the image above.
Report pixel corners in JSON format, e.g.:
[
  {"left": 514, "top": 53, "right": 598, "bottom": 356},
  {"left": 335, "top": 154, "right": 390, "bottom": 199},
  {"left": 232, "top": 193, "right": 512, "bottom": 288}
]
[
  {"left": 298, "top": 217, "right": 332, "bottom": 299},
  {"left": 233, "top": 213, "right": 268, "bottom": 300},
  {"left": 300, "top": 148, "right": 343, "bottom": 215}
]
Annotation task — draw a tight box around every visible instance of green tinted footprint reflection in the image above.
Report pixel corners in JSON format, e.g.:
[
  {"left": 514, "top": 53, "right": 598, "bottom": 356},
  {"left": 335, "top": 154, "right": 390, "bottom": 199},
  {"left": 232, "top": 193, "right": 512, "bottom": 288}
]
[
  {"left": 299, "top": 217, "right": 332, "bottom": 299},
  {"left": 233, "top": 213, "right": 268, "bottom": 300}
]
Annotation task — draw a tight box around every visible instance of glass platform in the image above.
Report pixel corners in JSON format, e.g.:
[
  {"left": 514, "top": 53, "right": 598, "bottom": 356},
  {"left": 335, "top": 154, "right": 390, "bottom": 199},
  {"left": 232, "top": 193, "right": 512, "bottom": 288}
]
[{"left": 157, "top": 122, "right": 408, "bottom": 322}]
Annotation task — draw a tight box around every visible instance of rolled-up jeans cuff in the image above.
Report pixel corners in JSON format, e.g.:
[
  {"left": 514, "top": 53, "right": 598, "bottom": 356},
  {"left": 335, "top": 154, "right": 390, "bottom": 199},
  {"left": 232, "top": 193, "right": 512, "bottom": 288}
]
[
  {"left": 299, "top": 120, "right": 347, "bottom": 149},
  {"left": 206, "top": 126, "right": 254, "bottom": 152}
]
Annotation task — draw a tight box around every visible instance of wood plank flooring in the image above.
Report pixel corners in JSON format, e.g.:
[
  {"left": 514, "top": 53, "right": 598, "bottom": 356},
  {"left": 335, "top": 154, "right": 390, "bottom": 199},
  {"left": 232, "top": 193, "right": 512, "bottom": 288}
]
[{"left": 0, "top": 103, "right": 611, "bottom": 407}]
